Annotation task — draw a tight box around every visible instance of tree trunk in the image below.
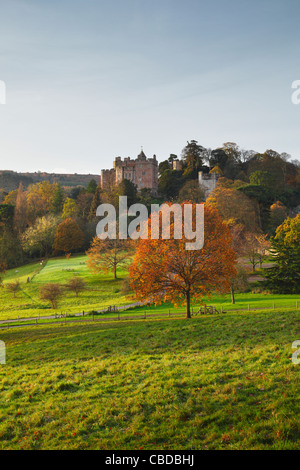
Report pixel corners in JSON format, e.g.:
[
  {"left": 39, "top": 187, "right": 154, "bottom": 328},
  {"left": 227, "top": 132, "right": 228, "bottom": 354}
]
[
  {"left": 186, "top": 291, "right": 191, "bottom": 319},
  {"left": 113, "top": 263, "right": 117, "bottom": 279},
  {"left": 231, "top": 285, "right": 235, "bottom": 304}
]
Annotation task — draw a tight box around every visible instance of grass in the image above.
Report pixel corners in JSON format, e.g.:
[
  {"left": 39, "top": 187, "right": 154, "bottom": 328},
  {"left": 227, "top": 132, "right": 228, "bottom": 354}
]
[
  {"left": 1, "top": 255, "right": 300, "bottom": 323},
  {"left": 0, "top": 255, "right": 132, "bottom": 320},
  {"left": 0, "top": 309, "right": 299, "bottom": 450}
]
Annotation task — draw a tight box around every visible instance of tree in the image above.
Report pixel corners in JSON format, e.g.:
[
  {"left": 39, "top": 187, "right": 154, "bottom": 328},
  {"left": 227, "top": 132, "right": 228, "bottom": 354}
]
[
  {"left": 26, "top": 181, "right": 59, "bottom": 221},
  {"left": 264, "top": 215, "right": 300, "bottom": 294},
  {"left": 77, "top": 192, "right": 93, "bottom": 221},
  {"left": 242, "top": 232, "right": 262, "bottom": 272},
  {"left": 53, "top": 218, "right": 85, "bottom": 255},
  {"left": 158, "top": 169, "right": 184, "bottom": 200},
  {"left": 62, "top": 198, "right": 78, "bottom": 219},
  {"left": 129, "top": 204, "right": 237, "bottom": 318},
  {"left": 86, "top": 236, "right": 132, "bottom": 279},
  {"left": 158, "top": 160, "right": 171, "bottom": 176},
  {"left": 3, "top": 190, "right": 18, "bottom": 206},
  {"left": 0, "top": 229, "right": 23, "bottom": 268},
  {"left": 181, "top": 140, "right": 205, "bottom": 178},
  {"left": 51, "top": 184, "right": 64, "bottom": 214},
  {"left": 0, "top": 204, "right": 15, "bottom": 231},
  {"left": 14, "top": 182, "right": 28, "bottom": 234},
  {"left": 269, "top": 201, "right": 288, "bottom": 234},
  {"left": 66, "top": 277, "right": 86, "bottom": 297},
  {"left": 0, "top": 262, "right": 6, "bottom": 287},
  {"left": 177, "top": 180, "right": 205, "bottom": 203},
  {"left": 237, "top": 184, "right": 275, "bottom": 231},
  {"left": 249, "top": 170, "right": 275, "bottom": 189},
  {"left": 230, "top": 263, "right": 250, "bottom": 304},
  {"left": 86, "top": 179, "right": 98, "bottom": 194},
  {"left": 40, "top": 283, "right": 62, "bottom": 309},
  {"left": 219, "top": 142, "right": 243, "bottom": 179},
  {"left": 114, "top": 179, "right": 138, "bottom": 208},
  {"left": 21, "top": 215, "right": 60, "bottom": 257},
  {"left": 256, "top": 233, "right": 271, "bottom": 268},
  {"left": 6, "top": 281, "right": 21, "bottom": 298},
  {"left": 89, "top": 186, "right": 102, "bottom": 220},
  {"left": 207, "top": 185, "right": 258, "bottom": 231}
]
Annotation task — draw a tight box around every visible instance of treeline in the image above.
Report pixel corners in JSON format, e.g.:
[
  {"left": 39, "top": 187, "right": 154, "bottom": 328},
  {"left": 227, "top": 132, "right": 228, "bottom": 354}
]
[
  {"left": 0, "top": 170, "right": 100, "bottom": 195},
  {"left": 1, "top": 140, "right": 300, "bottom": 293},
  {"left": 0, "top": 175, "right": 161, "bottom": 270},
  {"left": 159, "top": 140, "right": 300, "bottom": 233}
]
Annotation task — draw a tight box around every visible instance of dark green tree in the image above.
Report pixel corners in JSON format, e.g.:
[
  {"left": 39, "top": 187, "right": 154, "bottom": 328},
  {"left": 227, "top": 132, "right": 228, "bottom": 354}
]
[
  {"left": 264, "top": 215, "right": 300, "bottom": 294},
  {"left": 51, "top": 184, "right": 64, "bottom": 214},
  {"left": 86, "top": 179, "right": 98, "bottom": 194},
  {"left": 158, "top": 169, "right": 184, "bottom": 200},
  {"left": 89, "top": 186, "right": 102, "bottom": 220},
  {"left": 115, "top": 179, "right": 138, "bottom": 208},
  {"left": 181, "top": 140, "right": 205, "bottom": 178}
]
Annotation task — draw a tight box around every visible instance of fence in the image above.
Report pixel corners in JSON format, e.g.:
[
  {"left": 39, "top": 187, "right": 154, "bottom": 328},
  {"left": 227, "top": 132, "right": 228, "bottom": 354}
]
[{"left": 0, "top": 300, "right": 299, "bottom": 330}]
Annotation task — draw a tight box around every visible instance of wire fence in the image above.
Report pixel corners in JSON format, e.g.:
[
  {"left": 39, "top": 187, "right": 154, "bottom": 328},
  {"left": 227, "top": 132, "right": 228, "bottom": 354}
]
[{"left": 0, "top": 300, "right": 299, "bottom": 329}]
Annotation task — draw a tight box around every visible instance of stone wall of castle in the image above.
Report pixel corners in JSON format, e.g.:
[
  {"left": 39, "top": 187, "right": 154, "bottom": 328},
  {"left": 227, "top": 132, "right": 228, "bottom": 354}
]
[{"left": 100, "top": 151, "right": 158, "bottom": 195}]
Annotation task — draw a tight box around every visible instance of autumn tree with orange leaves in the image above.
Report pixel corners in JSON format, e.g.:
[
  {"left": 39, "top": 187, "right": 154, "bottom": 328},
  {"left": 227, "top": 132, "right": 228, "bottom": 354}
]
[
  {"left": 129, "top": 203, "right": 237, "bottom": 318},
  {"left": 53, "top": 218, "right": 85, "bottom": 255}
]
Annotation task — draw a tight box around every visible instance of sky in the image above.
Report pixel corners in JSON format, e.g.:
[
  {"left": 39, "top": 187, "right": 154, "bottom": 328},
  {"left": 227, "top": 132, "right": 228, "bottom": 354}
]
[{"left": 0, "top": 0, "right": 300, "bottom": 174}]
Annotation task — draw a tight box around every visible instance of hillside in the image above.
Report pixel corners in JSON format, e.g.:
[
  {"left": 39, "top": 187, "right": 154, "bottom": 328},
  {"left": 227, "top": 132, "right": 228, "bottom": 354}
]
[{"left": 0, "top": 170, "right": 100, "bottom": 193}]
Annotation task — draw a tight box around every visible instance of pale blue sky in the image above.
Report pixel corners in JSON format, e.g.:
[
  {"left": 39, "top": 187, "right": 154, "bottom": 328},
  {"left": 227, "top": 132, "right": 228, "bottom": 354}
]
[{"left": 0, "top": 0, "right": 300, "bottom": 173}]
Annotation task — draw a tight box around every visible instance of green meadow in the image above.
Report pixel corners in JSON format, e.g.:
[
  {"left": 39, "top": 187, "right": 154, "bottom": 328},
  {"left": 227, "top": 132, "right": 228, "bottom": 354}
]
[
  {"left": 1, "top": 255, "right": 300, "bottom": 322},
  {"left": 0, "top": 256, "right": 131, "bottom": 320},
  {"left": 0, "top": 310, "right": 299, "bottom": 450}
]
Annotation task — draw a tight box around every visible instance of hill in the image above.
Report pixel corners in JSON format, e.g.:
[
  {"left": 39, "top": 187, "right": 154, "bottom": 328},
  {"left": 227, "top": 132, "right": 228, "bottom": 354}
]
[{"left": 0, "top": 170, "right": 100, "bottom": 193}]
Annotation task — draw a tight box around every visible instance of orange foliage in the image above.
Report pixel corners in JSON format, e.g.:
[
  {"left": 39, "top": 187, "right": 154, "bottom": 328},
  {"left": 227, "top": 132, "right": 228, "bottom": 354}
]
[
  {"left": 53, "top": 218, "right": 85, "bottom": 255},
  {"left": 129, "top": 204, "right": 237, "bottom": 318}
]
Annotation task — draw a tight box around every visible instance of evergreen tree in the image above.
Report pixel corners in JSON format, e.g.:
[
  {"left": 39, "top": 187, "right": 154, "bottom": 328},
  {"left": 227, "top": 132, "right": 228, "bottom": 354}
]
[
  {"left": 264, "top": 215, "right": 300, "bottom": 293},
  {"left": 86, "top": 179, "right": 98, "bottom": 194},
  {"left": 89, "top": 186, "right": 102, "bottom": 220},
  {"left": 181, "top": 140, "right": 205, "bottom": 178},
  {"left": 52, "top": 184, "right": 64, "bottom": 214}
]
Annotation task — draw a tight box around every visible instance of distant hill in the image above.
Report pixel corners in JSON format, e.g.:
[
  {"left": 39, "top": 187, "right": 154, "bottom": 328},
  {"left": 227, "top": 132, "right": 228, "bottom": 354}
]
[{"left": 0, "top": 170, "right": 100, "bottom": 193}]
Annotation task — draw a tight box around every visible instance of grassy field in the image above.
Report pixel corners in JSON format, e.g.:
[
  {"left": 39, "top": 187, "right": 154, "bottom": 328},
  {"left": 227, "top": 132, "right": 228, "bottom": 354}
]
[
  {"left": 0, "top": 255, "right": 131, "bottom": 320},
  {"left": 0, "top": 309, "right": 299, "bottom": 450},
  {"left": 1, "top": 255, "right": 300, "bottom": 322}
]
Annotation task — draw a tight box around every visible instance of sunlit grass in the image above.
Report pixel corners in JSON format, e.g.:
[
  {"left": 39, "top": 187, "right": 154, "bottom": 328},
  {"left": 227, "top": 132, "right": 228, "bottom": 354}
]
[{"left": 0, "top": 310, "right": 299, "bottom": 450}]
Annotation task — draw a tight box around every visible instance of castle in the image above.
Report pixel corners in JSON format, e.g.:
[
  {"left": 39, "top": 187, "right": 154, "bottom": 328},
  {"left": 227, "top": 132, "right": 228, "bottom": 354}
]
[{"left": 100, "top": 150, "right": 158, "bottom": 196}]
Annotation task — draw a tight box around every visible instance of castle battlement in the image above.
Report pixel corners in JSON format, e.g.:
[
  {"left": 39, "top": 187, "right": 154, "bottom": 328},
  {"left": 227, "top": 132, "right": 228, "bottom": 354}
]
[{"left": 101, "top": 150, "right": 158, "bottom": 195}]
